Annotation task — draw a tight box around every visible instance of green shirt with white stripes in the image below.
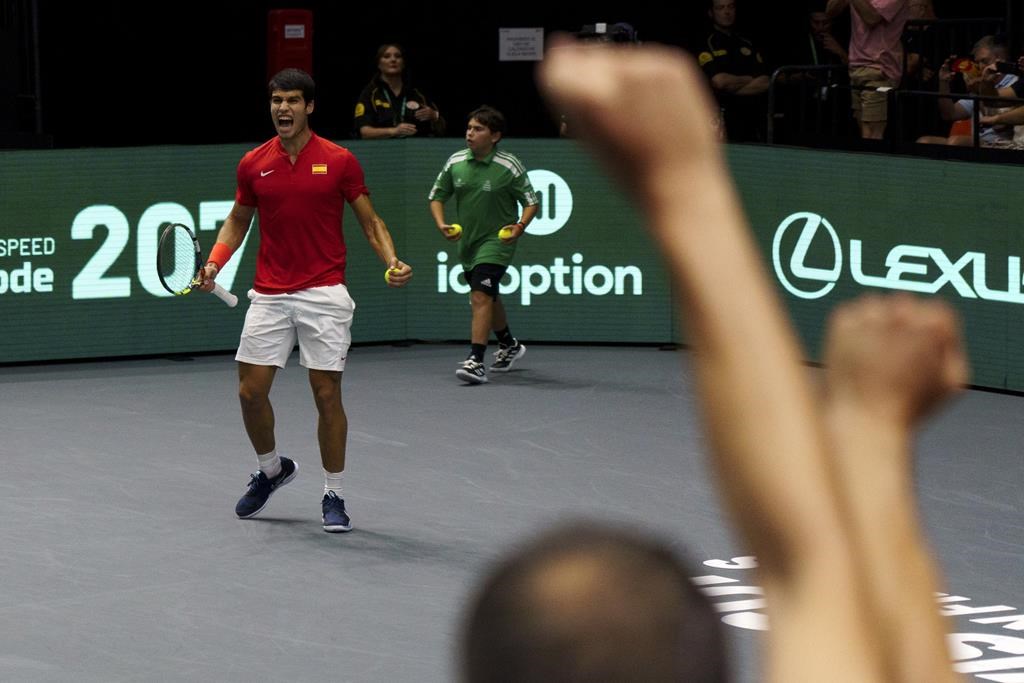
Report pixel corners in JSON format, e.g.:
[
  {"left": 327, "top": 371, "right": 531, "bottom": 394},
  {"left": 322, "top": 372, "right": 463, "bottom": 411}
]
[{"left": 428, "top": 147, "right": 539, "bottom": 270}]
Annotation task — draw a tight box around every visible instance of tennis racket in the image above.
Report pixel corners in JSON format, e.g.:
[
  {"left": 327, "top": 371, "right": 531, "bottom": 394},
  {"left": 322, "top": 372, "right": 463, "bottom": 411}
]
[{"left": 156, "top": 223, "right": 238, "bottom": 307}]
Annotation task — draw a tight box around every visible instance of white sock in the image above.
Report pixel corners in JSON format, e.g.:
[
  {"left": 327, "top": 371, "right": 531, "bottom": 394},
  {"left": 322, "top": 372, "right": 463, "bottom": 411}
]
[
  {"left": 258, "top": 449, "right": 282, "bottom": 479},
  {"left": 324, "top": 469, "right": 345, "bottom": 499}
]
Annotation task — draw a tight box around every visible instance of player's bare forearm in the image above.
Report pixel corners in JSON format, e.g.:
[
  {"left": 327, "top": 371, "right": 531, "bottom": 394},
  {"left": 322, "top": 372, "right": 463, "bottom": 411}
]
[
  {"left": 215, "top": 203, "right": 256, "bottom": 251},
  {"left": 201, "top": 203, "right": 254, "bottom": 286},
  {"left": 350, "top": 194, "right": 396, "bottom": 263},
  {"left": 364, "top": 215, "right": 398, "bottom": 264},
  {"left": 358, "top": 209, "right": 412, "bottom": 286}
]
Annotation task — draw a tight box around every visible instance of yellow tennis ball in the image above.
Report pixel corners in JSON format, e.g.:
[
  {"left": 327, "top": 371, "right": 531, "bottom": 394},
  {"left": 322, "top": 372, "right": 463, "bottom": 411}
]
[
  {"left": 499, "top": 227, "right": 515, "bottom": 240},
  {"left": 385, "top": 268, "right": 398, "bottom": 283},
  {"left": 448, "top": 224, "right": 462, "bottom": 237}
]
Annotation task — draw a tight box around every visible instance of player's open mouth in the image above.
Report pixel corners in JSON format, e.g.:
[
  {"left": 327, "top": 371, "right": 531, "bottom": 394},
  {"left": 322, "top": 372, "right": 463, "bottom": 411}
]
[{"left": 278, "top": 118, "right": 293, "bottom": 130}]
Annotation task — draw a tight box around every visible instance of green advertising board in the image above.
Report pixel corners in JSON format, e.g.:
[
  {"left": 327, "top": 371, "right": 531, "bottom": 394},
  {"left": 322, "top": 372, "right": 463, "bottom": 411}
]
[
  {"left": 0, "top": 140, "right": 669, "bottom": 365},
  {"left": 734, "top": 145, "right": 1024, "bottom": 392},
  {"left": 3, "top": 140, "right": 1024, "bottom": 392}
]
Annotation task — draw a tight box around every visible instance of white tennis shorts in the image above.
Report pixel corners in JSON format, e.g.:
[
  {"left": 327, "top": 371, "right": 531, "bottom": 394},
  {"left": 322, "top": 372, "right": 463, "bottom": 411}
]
[{"left": 235, "top": 284, "right": 356, "bottom": 371}]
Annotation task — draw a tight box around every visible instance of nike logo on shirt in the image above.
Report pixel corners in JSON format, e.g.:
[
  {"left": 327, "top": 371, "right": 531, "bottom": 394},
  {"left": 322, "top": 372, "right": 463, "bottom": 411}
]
[{"left": 261, "top": 170, "right": 275, "bottom": 177}]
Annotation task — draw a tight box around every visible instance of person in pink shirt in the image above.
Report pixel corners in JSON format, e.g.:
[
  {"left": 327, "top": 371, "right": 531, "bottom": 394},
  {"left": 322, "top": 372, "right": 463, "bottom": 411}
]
[{"left": 827, "top": 0, "right": 909, "bottom": 139}]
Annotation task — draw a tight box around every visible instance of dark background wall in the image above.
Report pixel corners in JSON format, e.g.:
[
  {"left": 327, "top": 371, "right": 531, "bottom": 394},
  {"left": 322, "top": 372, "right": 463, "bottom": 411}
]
[{"left": 18, "top": 0, "right": 1018, "bottom": 148}]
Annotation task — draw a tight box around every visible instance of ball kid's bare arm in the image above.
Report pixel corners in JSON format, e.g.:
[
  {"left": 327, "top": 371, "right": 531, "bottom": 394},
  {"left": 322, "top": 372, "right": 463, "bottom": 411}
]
[{"left": 429, "top": 199, "right": 449, "bottom": 230}]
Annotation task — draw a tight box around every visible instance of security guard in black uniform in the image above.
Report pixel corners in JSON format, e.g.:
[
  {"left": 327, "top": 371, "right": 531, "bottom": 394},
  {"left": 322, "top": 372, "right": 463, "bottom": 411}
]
[{"left": 698, "top": 0, "right": 770, "bottom": 142}]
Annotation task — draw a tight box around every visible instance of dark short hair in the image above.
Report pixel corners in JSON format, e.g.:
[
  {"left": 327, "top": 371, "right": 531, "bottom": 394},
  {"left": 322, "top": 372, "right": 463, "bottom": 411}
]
[
  {"left": 461, "top": 521, "right": 729, "bottom": 683},
  {"left": 467, "top": 105, "right": 506, "bottom": 135},
  {"left": 268, "top": 68, "right": 316, "bottom": 103}
]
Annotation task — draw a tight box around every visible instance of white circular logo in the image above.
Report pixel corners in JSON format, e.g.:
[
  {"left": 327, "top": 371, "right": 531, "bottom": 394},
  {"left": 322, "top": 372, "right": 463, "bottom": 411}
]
[
  {"left": 772, "top": 212, "right": 842, "bottom": 300},
  {"left": 525, "top": 169, "right": 573, "bottom": 236}
]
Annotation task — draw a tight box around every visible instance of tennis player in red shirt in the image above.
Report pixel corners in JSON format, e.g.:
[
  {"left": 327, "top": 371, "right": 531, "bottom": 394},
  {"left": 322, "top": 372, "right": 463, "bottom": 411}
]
[{"left": 200, "top": 68, "right": 412, "bottom": 533}]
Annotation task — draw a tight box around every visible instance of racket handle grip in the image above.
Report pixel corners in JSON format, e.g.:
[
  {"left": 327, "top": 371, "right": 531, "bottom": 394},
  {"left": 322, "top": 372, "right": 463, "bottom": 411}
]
[{"left": 211, "top": 283, "right": 238, "bottom": 307}]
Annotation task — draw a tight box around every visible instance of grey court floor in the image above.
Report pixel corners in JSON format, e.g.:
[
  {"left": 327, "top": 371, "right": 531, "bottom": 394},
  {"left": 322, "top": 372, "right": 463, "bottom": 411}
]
[{"left": 1, "top": 344, "right": 1021, "bottom": 683}]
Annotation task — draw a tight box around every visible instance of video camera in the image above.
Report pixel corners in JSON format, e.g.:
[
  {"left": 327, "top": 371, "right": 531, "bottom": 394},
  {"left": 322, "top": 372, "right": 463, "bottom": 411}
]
[{"left": 576, "top": 22, "right": 639, "bottom": 43}]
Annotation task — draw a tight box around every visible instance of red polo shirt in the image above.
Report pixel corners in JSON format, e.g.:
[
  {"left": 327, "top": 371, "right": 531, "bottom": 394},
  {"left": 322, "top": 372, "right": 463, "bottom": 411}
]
[{"left": 236, "top": 132, "right": 369, "bottom": 293}]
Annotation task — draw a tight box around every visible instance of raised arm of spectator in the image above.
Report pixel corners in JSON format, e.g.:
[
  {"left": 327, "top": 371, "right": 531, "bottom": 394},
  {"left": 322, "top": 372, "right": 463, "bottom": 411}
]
[
  {"left": 538, "top": 37, "right": 965, "bottom": 683},
  {"left": 826, "top": 0, "right": 850, "bottom": 19},
  {"left": 936, "top": 57, "right": 969, "bottom": 121},
  {"left": 539, "top": 38, "right": 881, "bottom": 683},
  {"left": 850, "top": 0, "right": 884, "bottom": 25},
  {"left": 823, "top": 294, "right": 966, "bottom": 683}
]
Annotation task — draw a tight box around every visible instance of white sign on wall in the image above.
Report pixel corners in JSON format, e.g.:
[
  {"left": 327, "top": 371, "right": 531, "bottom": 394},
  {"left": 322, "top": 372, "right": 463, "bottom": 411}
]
[{"left": 499, "top": 28, "right": 544, "bottom": 62}]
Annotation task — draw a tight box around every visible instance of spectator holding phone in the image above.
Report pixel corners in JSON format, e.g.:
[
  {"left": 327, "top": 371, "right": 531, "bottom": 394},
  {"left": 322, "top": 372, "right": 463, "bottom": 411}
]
[
  {"left": 979, "top": 58, "right": 1024, "bottom": 149},
  {"left": 916, "top": 36, "right": 1018, "bottom": 147}
]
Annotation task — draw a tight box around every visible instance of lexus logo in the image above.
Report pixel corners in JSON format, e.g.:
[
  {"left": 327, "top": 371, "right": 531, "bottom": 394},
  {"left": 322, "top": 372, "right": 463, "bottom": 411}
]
[{"left": 772, "top": 212, "right": 842, "bottom": 300}]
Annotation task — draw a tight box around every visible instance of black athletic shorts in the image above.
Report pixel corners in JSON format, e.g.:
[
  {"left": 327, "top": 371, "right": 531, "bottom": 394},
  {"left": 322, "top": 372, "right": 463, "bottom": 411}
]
[{"left": 465, "top": 263, "right": 507, "bottom": 299}]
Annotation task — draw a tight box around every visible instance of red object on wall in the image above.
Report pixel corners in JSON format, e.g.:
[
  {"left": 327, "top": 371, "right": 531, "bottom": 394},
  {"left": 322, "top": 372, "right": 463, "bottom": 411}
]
[{"left": 267, "top": 9, "right": 314, "bottom": 79}]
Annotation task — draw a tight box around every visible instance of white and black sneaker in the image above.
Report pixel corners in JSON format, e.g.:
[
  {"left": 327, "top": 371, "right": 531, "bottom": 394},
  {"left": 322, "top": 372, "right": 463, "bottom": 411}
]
[
  {"left": 490, "top": 341, "right": 526, "bottom": 372},
  {"left": 456, "top": 358, "right": 489, "bottom": 384}
]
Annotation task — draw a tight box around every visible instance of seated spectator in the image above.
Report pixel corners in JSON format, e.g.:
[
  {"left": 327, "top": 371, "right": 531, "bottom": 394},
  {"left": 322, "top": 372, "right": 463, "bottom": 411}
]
[
  {"left": 805, "top": 6, "right": 848, "bottom": 66},
  {"left": 917, "top": 37, "right": 1018, "bottom": 147},
  {"left": 978, "top": 52, "right": 1024, "bottom": 150},
  {"left": 979, "top": 90, "right": 1024, "bottom": 150},
  {"left": 774, "top": 4, "right": 852, "bottom": 144},
  {"left": 698, "top": 0, "right": 770, "bottom": 142},
  {"left": 469, "top": 37, "right": 967, "bottom": 683},
  {"left": 980, "top": 55, "right": 1024, "bottom": 99},
  {"left": 353, "top": 44, "right": 445, "bottom": 139}
]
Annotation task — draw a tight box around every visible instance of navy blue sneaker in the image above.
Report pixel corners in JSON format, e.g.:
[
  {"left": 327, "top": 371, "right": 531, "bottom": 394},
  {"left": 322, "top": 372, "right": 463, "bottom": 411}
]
[
  {"left": 322, "top": 491, "right": 352, "bottom": 533},
  {"left": 234, "top": 457, "right": 298, "bottom": 519}
]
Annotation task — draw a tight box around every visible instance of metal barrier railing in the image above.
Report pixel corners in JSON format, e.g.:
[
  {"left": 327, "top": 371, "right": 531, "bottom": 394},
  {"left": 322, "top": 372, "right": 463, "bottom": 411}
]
[
  {"left": 902, "top": 18, "right": 1007, "bottom": 83},
  {"left": 768, "top": 70, "right": 1024, "bottom": 153},
  {"left": 767, "top": 64, "right": 850, "bottom": 145},
  {"left": 894, "top": 87, "right": 1024, "bottom": 149},
  {"left": 765, "top": 15, "right": 1020, "bottom": 155}
]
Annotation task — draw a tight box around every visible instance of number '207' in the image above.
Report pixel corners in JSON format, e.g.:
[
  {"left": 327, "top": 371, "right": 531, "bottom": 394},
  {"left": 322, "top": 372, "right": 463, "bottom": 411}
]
[{"left": 70, "top": 201, "right": 252, "bottom": 300}]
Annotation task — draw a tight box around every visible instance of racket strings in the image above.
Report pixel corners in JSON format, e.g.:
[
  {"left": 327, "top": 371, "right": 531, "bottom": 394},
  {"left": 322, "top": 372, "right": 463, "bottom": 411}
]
[{"left": 158, "top": 226, "right": 201, "bottom": 294}]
